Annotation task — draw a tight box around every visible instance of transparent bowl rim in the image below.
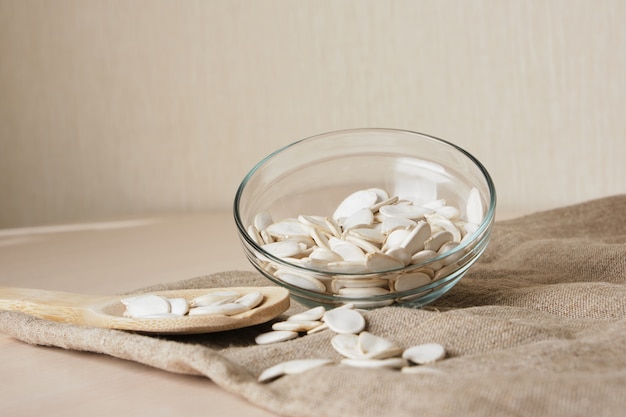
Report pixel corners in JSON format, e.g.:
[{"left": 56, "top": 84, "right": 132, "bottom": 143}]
[{"left": 233, "top": 127, "right": 497, "bottom": 278}]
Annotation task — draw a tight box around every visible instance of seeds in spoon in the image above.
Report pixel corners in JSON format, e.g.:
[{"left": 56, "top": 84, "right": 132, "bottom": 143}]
[
  {"left": 122, "top": 295, "right": 170, "bottom": 318},
  {"left": 190, "top": 291, "right": 241, "bottom": 308},
  {"left": 235, "top": 292, "right": 264, "bottom": 309},
  {"left": 188, "top": 302, "right": 249, "bottom": 316},
  {"left": 168, "top": 298, "right": 190, "bottom": 316},
  {"left": 122, "top": 290, "right": 265, "bottom": 319}
]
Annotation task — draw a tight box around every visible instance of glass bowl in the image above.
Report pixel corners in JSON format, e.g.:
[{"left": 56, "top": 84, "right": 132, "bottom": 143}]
[{"left": 233, "top": 128, "right": 496, "bottom": 309}]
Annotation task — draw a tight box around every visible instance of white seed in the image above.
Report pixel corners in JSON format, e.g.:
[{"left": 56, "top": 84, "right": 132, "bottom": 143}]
[
  {"left": 287, "top": 235, "right": 316, "bottom": 247},
  {"left": 463, "top": 222, "right": 480, "bottom": 236},
  {"left": 265, "top": 219, "right": 311, "bottom": 238},
  {"left": 466, "top": 187, "right": 484, "bottom": 225},
  {"left": 299, "top": 257, "right": 329, "bottom": 269},
  {"left": 341, "top": 357, "right": 408, "bottom": 369},
  {"left": 434, "top": 262, "right": 461, "bottom": 280},
  {"left": 310, "top": 227, "right": 331, "bottom": 249},
  {"left": 258, "top": 359, "right": 333, "bottom": 382},
  {"left": 234, "top": 292, "right": 264, "bottom": 309},
  {"left": 329, "top": 238, "right": 366, "bottom": 262},
  {"left": 168, "top": 298, "right": 190, "bottom": 316},
  {"left": 400, "top": 221, "right": 431, "bottom": 254},
  {"left": 385, "top": 247, "right": 412, "bottom": 266},
  {"left": 368, "top": 187, "right": 390, "bottom": 202},
  {"left": 348, "top": 228, "right": 386, "bottom": 244},
  {"left": 344, "top": 235, "right": 381, "bottom": 254},
  {"left": 337, "top": 287, "right": 390, "bottom": 298},
  {"left": 254, "top": 211, "right": 274, "bottom": 231},
  {"left": 438, "top": 241, "right": 464, "bottom": 265},
  {"left": 298, "top": 215, "right": 332, "bottom": 234},
  {"left": 369, "top": 195, "right": 399, "bottom": 212},
  {"left": 272, "top": 320, "right": 322, "bottom": 332},
  {"left": 349, "top": 299, "right": 395, "bottom": 308},
  {"left": 306, "top": 322, "right": 329, "bottom": 334},
  {"left": 379, "top": 204, "right": 433, "bottom": 220},
  {"left": 341, "top": 208, "right": 375, "bottom": 230},
  {"left": 120, "top": 295, "right": 144, "bottom": 306},
  {"left": 325, "top": 217, "right": 343, "bottom": 238},
  {"left": 260, "top": 229, "right": 274, "bottom": 244},
  {"left": 365, "top": 252, "right": 405, "bottom": 272},
  {"left": 323, "top": 308, "right": 366, "bottom": 334},
  {"left": 188, "top": 302, "right": 249, "bottom": 316},
  {"left": 327, "top": 260, "right": 369, "bottom": 273},
  {"left": 331, "top": 333, "right": 361, "bottom": 359},
  {"left": 426, "top": 214, "right": 462, "bottom": 242},
  {"left": 421, "top": 199, "right": 446, "bottom": 210},
  {"left": 274, "top": 270, "right": 327, "bottom": 293},
  {"left": 122, "top": 295, "right": 171, "bottom": 318},
  {"left": 380, "top": 216, "right": 417, "bottom": 233},
  {"left": 382, "top": 229, "right": 412, "bottom": 252},
  {"left": 288, "top": 306, "right": 326, "bottom": 322},
  {"left": 262, "top": 240, "right": 308, "bottom": 258},
  {"left": 402, "top": 343, "right": 446, "bottom": 364},
  {"left": 410, "top": 249, "right": 439, "bottom": 266},
  {"left": 309, "top": 247, "right": 343, "bottom": 263},
  {"left": 332, "top": 278, "right": 388, "bottom": 292},
  {"left": 438, "top": 240, "right": 459, "bottom": 255},
  {"left": 191, "top": 291, "right": 241, "bottom": 307},
  {"left": 435, "top": 205, "right": 460, "bottom": 219},
  {"left": 255, "top": 330, "right": 299, "bottom": 345},
  {"left": 419, "top": 267, "right": 436, "bottom": 278},
  {"left": 247, "top": 225, "right": 262, "bottom": 245},
  {"left": 393, "top": 272, "right": 431, "bottom": 292},
  {"left": 333, "top": 189, "right": 379, "bottom": 220},
  {"left": 424, "top": 230, "right": 454, "bottom": 252},
  {"left": 357, "top": 331, "right": 403, "bottom": 359}
]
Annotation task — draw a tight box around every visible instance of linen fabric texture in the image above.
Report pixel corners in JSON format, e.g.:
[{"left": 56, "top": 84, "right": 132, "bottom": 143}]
[{"left": 2, "top": 196, "right": 625, "bottom": 417}]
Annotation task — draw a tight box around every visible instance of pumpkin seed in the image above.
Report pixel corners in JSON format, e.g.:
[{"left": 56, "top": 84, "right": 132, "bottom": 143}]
[
  {"left": 247, "top": 187, "right": 483, "bottom": 304},
  {"left": 402, "top": 343, "right": 446, "bottom": 364},
  {"left": 258, "top": 359, "right": 333, "bottom": 382},
  {"left": 323, "top": 308, "right": 366, "bottom": 334}
]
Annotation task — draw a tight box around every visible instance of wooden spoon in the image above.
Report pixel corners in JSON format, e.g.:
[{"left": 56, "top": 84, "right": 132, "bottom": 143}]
[{"left": 0, "top": 286, "right": 290, "bottom": 334}]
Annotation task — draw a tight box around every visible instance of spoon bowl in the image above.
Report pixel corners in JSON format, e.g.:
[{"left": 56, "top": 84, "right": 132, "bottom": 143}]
[{"left": 0, "top": 286, "right": 290, "bottom": 334}]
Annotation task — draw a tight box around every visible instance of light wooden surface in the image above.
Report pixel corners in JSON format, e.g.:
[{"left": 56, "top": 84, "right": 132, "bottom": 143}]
[
  {"left": 1, "top": 1, "right": 625, "bottom": 228},
  {"left": 0, "top": 212, "right": 278, "bottom": 417},
  {"left": 0, "top": 209, "right": 524, "bottom": 417}
]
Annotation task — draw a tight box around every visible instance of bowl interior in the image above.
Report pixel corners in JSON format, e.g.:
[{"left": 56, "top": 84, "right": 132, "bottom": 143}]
[
  {"left": 234, "top": 128, "right": 496, "bottom": 308},
  {"left": 236, "top": 129, "right": 493, "bottom": 233}
]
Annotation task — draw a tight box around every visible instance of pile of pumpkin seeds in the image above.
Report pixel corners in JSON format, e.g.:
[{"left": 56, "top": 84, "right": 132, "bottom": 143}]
[
  {"left": 256, "top": 304, "right": 447, "bottom": 382},
  {"left": 121, "top": 290, "right": 264, "bottom": 318},
  {"left": 246, "top": 187, "right": 484, "bottom": 306}
]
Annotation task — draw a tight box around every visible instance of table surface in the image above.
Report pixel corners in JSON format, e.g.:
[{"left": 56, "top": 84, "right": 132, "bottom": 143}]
[{"left": 0, "top": 210, "right": 523, "bottom": 417}]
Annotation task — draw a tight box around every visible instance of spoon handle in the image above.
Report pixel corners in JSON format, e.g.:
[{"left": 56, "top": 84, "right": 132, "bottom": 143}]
[{"left": 0, "top": 286, "right": 106, "bottom": 324}]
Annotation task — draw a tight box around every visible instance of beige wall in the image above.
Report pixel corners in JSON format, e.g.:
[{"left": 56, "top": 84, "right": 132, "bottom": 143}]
[{"left": 1, "top": 0, "right": 624, "bottom": 228}]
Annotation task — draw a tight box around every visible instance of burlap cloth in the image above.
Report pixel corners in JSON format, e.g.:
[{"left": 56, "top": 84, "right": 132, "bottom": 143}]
[{"left": 2, "top": 196, "right": 626, "bottom": 417}]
